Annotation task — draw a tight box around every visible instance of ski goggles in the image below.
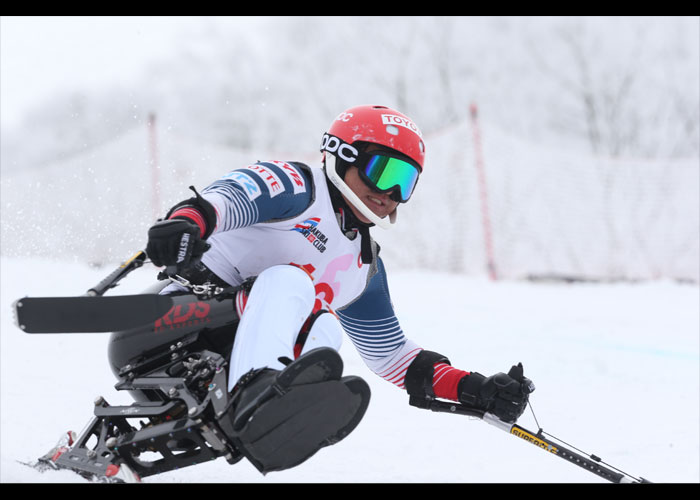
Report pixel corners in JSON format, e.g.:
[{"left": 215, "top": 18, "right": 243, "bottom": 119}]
[{"left": 357, "top": 153, "right": 421, "bottom": 203}]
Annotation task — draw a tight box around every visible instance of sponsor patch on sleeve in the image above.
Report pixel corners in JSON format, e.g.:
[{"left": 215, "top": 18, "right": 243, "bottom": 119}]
[
  {"left": 244, "top": 164, "right": 285, "bottom": 198},
  {"left": 271, "top": 161, "right": 307, "bottom": 195},
  {"left": 221, "top": 170, "right": 262, "bottom": 201}
]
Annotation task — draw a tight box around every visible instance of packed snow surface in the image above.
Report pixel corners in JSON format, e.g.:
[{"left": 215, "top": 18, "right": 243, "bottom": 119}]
[{"left": 1, "top": 257, "right": 698, "bottom": 483}]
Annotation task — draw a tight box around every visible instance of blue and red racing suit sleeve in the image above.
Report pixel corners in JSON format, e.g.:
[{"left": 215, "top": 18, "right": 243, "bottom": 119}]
[
  {"left": 337, "top": 257, "right": 467, "bottom": 400},
  {"left": 170, "top": 161, "right": 314, "bottom": 235}
]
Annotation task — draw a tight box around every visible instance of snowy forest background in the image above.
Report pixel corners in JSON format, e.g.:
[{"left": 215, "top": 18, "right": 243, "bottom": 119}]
[{"left": 1, "top": 16, "right": 699, "bottom": 281}]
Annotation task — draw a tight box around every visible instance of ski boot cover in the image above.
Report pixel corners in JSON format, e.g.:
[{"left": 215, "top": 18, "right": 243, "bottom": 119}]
[{"left": 219, "top": 347, "right": 370, "bottom": 474}]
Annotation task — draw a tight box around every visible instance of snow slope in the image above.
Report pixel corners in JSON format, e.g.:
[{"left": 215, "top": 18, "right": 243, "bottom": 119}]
[{"left": 1, "top": 257, "right": 698, "bottom": 483}]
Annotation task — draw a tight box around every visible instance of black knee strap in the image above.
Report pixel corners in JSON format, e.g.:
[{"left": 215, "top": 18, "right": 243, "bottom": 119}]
[
  {"left": 294, "top": 309, "right": 330, "bottom": 354},
  {"left": 405, "top": 350, "right": 450, "bottom": 409}
]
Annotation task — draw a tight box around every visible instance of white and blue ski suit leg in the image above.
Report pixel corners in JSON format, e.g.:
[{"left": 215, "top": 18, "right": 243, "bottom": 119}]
[{"left": 227, "top": 264, "right": 344, "bottom": 389}]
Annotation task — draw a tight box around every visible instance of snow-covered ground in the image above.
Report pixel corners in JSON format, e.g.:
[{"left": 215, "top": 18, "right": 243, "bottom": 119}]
[{"left": 1, "top": 256, "right": 698, "bottom": 483}]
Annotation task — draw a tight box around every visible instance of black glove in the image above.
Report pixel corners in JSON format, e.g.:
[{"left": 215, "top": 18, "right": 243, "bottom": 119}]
[
  {"left": 146, "top": 219, "right": 210, "bottom": 274},
  {"left": 458, "top": 363, "right": 535, "bottom": 423}
]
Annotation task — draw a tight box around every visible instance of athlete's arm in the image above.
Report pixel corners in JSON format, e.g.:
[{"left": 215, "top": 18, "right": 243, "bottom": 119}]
[
  {"left": 336, "top": 257, "right": 467, "bottom": 400},
  {"left": 168, "top": 161, "right": 314, "bottom": 236}
]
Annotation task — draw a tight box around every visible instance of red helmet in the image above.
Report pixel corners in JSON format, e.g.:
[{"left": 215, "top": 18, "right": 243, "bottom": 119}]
[
  {"left": 321, "top": 105, "right": 425, "bottom": 229},
  {"left": 325, "top": 105, "right": 425, "bottom": 169}
]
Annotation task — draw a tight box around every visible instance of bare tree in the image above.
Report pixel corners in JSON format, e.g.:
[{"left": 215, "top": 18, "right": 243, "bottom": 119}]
[{"left": 525, "top": 17, "right": 697, "bottom": 159}]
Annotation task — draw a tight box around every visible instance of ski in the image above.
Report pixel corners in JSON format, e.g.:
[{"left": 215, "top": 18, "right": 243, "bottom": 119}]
[
  {"left": 12, "top": 249, "right": 175, "bottom": 334},
  {"left": 13, "top": 294, "right": 174, "bottom": 333},
  {"left": 17, "top": 430, "right": 141, "bottom": 483},
  {"left": 18, "top": 455, "right": 141, "bottom": 483},
  {"left": 19, "top": 349, "right": 243, "bottom": 483}
]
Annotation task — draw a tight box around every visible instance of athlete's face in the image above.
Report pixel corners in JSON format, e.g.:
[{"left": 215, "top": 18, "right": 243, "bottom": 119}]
[{"left": 342, "top": 165, "right": 399, "bottom": 224}]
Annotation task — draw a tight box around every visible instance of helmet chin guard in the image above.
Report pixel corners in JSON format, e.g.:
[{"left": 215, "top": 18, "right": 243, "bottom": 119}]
[{"left": 324, "top": 154, "right": 397, "bottom": 230}]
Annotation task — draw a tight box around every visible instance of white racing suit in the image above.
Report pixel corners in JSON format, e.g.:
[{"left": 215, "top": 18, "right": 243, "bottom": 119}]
[{"left": 163, "top": 161, "right": 464, "bottom": 397}]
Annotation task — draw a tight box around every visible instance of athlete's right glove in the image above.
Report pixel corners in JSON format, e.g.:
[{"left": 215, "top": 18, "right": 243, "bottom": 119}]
[
  {"left": 146, "top": 218, "right": 210, "bottom": 275},
  {"left": 457, "top": 363, "right": 535, "bottom": 423}
]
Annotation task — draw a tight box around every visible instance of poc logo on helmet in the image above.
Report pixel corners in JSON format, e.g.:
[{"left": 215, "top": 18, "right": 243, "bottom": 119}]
[{"left": 320, "top": 133, "right": 359, "bottom": 163}]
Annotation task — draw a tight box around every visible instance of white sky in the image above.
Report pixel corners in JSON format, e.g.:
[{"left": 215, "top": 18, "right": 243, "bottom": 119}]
[{"left": 0, "top": 16, "right": 204, "bottom": 129}]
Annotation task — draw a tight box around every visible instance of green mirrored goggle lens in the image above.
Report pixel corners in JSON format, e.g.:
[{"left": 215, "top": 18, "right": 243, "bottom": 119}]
[{"left": 362, "top": 155, "right": 419, "bottom": 202}]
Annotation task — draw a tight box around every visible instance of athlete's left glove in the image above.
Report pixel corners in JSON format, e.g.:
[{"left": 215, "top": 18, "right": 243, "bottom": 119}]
[
  {"left": 458, "top": 363, "right": 535, "bottom": 423},
  {"left": 146, "top": 219, "right": 210, "bottom": 274}
]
